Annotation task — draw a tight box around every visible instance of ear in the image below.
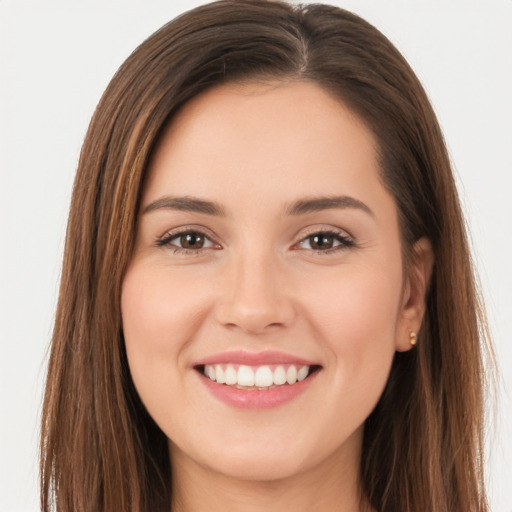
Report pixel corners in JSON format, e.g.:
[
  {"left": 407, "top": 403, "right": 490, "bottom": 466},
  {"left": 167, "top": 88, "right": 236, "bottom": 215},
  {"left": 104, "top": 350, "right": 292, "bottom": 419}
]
[{"left": 395, "top": 237, "right": 435, "bottom": 352}]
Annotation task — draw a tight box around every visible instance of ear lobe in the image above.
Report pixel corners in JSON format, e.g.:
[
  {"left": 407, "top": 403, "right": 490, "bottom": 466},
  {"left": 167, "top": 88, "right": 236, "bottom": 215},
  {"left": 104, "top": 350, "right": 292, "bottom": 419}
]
[{"left": 396, "top": 237, "right": 435, "bottom": 352}]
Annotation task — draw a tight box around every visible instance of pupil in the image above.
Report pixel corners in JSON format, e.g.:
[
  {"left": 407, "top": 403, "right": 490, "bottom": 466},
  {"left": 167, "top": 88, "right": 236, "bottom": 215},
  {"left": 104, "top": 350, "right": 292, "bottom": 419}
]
[
  {"left": 312, "top": 234, "right": 333, "bottom": 249},
  {"left": 182, "top": 233, "right": 203, "bottom": 249}
]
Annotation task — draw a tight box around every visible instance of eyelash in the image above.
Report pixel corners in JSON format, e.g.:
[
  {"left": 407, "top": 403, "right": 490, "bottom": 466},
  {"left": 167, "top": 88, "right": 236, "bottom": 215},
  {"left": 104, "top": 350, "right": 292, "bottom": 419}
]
[
  {"left": 156, "top": 229, "right": 220, "bottom": 255},
  {"left": 295, "top": 229, "right": 355, "bottom": 254},
  {"left": 156, "top": 228, "right": 355, "bottom": 255}
]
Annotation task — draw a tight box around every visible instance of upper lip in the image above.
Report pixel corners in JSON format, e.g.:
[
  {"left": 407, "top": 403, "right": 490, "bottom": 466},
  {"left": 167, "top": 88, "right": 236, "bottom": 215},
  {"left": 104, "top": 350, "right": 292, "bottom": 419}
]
[{"left": 193, "top": 350, "right": 320, "bottom": 367}]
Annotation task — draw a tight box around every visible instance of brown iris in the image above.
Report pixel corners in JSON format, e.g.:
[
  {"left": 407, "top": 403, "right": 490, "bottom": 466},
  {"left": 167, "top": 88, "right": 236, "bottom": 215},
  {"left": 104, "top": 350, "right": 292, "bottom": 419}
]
[
  {"left": 180, "top": 233, "right": 205, "bottom": 249},
  {"left": 309, "top": 234, "right": 335, "bottom": 250}
]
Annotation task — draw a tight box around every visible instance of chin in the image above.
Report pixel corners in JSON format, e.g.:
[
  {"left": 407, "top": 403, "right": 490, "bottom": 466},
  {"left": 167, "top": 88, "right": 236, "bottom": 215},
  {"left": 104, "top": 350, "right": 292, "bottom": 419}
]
[
  {"left": 206, "top": 449, "right": 312, "bottom": 482},
  {"left": 168, "top": 426, "right": 312, "bottom": 481},
  {"left": 169, "top": 424, "right": 347, "bottom": 484}
]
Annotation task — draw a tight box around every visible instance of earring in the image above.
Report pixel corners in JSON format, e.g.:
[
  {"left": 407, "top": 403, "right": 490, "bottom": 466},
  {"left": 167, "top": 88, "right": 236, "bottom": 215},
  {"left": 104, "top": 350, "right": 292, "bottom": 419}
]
[{"left": 409, "top": 330, "right": 417, "bottom": 346}]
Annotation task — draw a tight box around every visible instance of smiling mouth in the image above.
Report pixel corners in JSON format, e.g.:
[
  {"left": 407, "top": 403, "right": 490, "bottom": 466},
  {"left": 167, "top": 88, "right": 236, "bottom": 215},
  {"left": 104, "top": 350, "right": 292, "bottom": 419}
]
[{"left": 195, "top": 363, "right": 322, "bottom": 390}]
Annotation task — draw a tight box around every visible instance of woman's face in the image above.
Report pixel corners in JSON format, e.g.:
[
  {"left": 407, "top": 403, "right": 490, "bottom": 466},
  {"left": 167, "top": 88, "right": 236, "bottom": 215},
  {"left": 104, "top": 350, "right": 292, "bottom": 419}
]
[{"left": 122, "top": 81, "right": 423, "bottom": 482}]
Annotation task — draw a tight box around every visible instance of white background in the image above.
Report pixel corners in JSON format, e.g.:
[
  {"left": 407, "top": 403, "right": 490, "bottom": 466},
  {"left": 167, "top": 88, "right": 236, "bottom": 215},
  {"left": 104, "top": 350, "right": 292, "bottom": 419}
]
[{"left": 0, "top": 1, "right": 511, "bottom": 511}]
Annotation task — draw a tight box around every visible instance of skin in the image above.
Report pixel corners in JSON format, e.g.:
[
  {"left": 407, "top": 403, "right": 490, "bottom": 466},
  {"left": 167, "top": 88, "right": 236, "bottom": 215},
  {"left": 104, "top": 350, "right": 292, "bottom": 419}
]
[{"left": 121, "top": 81, "right": 433, "bottom": 512}]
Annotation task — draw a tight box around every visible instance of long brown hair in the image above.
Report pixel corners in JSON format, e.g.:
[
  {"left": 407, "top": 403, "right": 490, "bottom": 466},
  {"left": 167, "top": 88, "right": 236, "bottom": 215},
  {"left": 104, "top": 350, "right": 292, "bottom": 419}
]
[{"left": 41, "top": 1, "right": 492, "bottom": 510}]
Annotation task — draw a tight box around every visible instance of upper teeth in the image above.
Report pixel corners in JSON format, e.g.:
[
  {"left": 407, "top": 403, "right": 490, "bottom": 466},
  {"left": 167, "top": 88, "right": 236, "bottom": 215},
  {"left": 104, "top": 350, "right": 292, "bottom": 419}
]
[{"left": 203, "top": 364, "right": 310, "bottom": 388}]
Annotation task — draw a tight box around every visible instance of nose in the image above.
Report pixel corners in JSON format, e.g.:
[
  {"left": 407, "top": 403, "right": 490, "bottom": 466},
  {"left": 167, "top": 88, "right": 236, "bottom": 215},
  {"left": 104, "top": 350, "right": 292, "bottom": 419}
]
[{"left": 214, "top": 251, "right": 296, "bottom": 334}]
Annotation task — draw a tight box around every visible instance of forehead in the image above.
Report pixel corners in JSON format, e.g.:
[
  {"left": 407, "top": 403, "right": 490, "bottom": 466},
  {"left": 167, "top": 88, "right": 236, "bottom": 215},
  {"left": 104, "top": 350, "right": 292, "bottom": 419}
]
[{"left": 143, "top": 80, "right": 385, "bottom": 211}]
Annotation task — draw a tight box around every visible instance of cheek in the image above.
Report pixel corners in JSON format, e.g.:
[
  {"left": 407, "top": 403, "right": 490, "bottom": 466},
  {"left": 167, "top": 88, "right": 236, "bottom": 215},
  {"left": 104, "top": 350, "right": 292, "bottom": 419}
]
[
  {"left": 122, "top": 264, "right": 208, "bottom": 354},
  {"left": 298, "top": 264, "right": 403, "bottom": 398},
  {"left": 120, "top": 264, "right": 211, "bottom": 412},
  {"left": 301, "top": 262, "right": 403, "bottom": 339}
]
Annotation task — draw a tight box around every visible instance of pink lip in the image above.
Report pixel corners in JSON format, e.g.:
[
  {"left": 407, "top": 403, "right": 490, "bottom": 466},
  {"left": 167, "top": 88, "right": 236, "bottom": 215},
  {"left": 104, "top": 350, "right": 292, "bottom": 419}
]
[
  {"left": 198, "top": 371, "right": 319, "bottom": 409},
  {"left": 193, "top": 350, "right": 317, "bottom": 367},
  {"left": 193, "top": 350, "right": 321, "bottom": 410}
]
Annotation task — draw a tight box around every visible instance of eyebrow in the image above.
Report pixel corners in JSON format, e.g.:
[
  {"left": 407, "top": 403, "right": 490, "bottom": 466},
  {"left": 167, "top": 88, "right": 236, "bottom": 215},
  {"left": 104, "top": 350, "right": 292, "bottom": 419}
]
[
  {"left": 143, "top": 194, "right": 373, "bottom": 218},
  {"left": 143, "top": 195, "right": 226, "bottom": 216},
  {"left": 286, "top": 195, "right": 374, "bottom": 217}
]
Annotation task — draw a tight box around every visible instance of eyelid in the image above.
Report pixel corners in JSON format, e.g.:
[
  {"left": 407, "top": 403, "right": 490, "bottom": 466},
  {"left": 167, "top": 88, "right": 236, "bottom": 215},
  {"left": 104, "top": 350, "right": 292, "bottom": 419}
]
[
  {"left": 293, "top": 224, "right": 354, "bottom": 242},
  {"left": 291, "top": 225, "right": 356, "bottom": 252},
  {"left": 154, "top": 224, "right": 355, "bottom": 254},
  {"left": 156, "top": 225, "right": 222, "bottom": 250}
]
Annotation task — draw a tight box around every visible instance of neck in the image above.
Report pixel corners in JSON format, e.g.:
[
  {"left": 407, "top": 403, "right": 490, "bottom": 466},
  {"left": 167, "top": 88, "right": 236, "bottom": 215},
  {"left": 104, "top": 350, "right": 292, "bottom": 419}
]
[{"left": 169, "top": 432, "right": 373, "bottom": 512}]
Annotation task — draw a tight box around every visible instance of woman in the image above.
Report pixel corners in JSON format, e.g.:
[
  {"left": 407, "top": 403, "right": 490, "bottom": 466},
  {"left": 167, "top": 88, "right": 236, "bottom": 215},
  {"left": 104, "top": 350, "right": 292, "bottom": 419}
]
[{"left": 40, "top": 1, "right": 492, "bottom": 511}]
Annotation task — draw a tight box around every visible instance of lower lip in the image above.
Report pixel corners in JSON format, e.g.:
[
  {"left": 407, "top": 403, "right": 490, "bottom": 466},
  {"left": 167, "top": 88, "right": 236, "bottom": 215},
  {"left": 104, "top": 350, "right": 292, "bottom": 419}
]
[{"left": 197, "top": 371, "right": 319, "bottom": 409}]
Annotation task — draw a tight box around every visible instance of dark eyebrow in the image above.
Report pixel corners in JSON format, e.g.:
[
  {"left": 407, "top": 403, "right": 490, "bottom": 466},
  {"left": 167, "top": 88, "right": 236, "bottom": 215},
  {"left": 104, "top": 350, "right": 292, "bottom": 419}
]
[
  {"left": 286, "top": 195, "right": 374, "bottom": 217},
  {"left": 143, "top": 195, "right": 226, "bottom": 216}
]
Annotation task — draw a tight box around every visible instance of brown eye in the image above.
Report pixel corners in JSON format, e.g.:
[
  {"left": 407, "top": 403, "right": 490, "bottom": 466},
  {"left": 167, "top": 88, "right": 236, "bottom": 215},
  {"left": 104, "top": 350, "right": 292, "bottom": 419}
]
[
  {"left": 297, "top": 231, "right": 354, "bottom": 252},
  {"left": 180, "top": 233, "right": 205, "bottom": 249},
  {"left": 157, "top": 230, "right": 217, "bottom": 251},
  {"left": 308, "top": 234, "right": 335, "bottom": 250}
]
